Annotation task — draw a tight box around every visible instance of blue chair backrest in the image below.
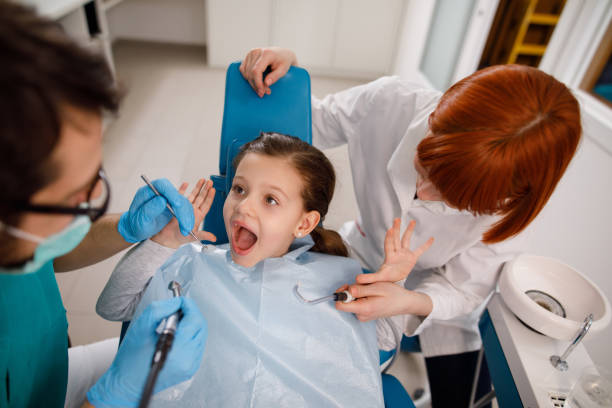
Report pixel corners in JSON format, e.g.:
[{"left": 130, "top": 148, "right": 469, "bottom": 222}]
[{"left": 203, "top": 62, "right": 312, "bottom": 244}]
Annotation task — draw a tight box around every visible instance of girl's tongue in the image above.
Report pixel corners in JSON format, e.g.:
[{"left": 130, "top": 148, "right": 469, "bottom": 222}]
[{"left": 235, "top": 226, "right": 257, "bottom": 251}]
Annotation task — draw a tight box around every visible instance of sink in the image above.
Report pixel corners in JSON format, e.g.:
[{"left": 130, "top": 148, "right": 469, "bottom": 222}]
[{"left": 499, "top": 254, "right": 611, "bottom": 340}]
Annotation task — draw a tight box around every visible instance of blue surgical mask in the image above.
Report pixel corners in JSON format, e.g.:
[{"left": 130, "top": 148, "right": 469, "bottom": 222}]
[{"left": 0, "top": 215, "right": 91, "bottom": 274}]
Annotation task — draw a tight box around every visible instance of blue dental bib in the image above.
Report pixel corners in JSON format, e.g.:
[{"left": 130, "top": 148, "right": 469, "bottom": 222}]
[{"left": 135, "top": 238, "right": 383, "bottom": 407}]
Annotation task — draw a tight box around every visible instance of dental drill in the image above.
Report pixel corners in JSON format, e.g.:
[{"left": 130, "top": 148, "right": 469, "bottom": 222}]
[{"left": 138, "top": 281, "right": 183, "bottom": 408}]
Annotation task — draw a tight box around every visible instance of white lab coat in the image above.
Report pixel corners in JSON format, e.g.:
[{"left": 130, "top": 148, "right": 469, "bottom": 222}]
[{"left": 312, "top": 77, "right": 518, "bottom": 357}]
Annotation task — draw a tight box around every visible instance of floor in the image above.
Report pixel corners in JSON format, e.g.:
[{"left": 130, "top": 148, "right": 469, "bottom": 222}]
[{"left": 56, "top": 40, "right": 438, "bottom": 405}]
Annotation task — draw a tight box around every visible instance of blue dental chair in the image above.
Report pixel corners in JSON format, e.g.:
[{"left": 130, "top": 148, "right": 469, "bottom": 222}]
[{"left": 202, "top": 62, "right": 312, "bottom": 244}]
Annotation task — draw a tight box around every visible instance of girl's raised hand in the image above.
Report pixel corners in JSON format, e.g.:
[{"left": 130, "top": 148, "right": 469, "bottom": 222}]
[
  {"left": 356, "top": 218, "right": 433, "bottom": 284},
  {"left": 151, "top": 179, "right": 217, "bottom": 248}
]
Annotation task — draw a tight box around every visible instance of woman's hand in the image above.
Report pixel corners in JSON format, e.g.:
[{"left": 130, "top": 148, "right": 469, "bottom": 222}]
[
  {"left": 239, "top": 47, "right": 298, "bottom": 97},
  {"left": 151, "top": 178, "right": 216, "bottom": 248},
  {"left": 356, "top": 218, "right": 433, "bottom": 285},
  {"left": 335, "top": 282, "right": 433, "bottom": 322}
]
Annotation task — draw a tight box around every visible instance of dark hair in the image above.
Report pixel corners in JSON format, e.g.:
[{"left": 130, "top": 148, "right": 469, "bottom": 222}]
[
  {"left": 0, "top": 1, "right": 120, "bottom": 226},
  {"left": 233, "top": 132, "right": 348, "bottom": 257},
  {"left": 418, "top": 64, "right": 581, "bottom": 243}
]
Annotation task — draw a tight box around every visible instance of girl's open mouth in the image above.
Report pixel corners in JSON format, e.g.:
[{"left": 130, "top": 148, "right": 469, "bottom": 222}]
[{"left": 231, "top": 222, "right": 258, "bottom": 255}]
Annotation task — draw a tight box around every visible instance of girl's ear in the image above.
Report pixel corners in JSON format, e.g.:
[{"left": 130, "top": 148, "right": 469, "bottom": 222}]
[{"left": 294, "top": 210, "right": 320, "bottom": 238}]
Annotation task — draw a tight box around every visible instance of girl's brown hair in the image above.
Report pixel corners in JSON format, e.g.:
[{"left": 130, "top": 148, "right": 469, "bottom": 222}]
[
  {"left": 233, "top": 132, "right": 348, "bottom": 257},
  {"left": 418, "top": 64, "right": 581, "bottom": 243}
]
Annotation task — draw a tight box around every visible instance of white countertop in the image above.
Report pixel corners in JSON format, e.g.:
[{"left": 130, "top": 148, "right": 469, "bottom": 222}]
[{"left": 488, "top": 293, "right": 594, "bottom": 407}]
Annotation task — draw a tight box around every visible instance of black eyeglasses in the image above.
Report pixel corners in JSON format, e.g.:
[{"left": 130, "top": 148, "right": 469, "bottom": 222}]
[{"left": 17, "top": 167, "right": 111, "bottom": 222}]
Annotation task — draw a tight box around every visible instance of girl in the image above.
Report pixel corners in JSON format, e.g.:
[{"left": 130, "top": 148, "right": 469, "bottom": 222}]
[{"left": 97, "top": 133, "right": 431, "bottom": 407}]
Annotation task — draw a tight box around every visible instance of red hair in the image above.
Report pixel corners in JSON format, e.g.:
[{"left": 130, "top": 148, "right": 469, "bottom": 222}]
[{"left": 417, "top": 65, "right": 581, "bottom": 243}]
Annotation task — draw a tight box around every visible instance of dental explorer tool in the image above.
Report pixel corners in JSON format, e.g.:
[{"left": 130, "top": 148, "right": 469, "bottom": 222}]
[
  {"left": 293, "top": 283, "right": 355, "bottom": 305},
  {"left": 140, "top": 174, "right": 201, "bottom": 243},
  {"left": 138, "top": 281, "right": 183, "bottom": 408}
]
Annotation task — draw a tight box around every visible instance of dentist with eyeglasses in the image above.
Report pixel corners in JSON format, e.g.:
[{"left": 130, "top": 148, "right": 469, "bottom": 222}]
[{"left": 0, "top": 3, "right": 208, "bottom": 408}]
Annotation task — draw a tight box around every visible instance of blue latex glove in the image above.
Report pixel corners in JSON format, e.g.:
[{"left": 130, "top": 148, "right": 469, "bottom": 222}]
[
  {"left": 87, "top": 297, "right": 207, "bottom": 407},
  {"left": 118, "top": 178, "right": 195, "bottom": 243}
]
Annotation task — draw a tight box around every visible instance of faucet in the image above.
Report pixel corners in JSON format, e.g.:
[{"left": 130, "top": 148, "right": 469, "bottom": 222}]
[{"left": 550, "top": 314, "right": 593, "bottom": 371}]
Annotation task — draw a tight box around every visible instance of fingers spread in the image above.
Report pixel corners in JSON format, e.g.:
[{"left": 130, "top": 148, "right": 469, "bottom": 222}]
[
  {"left": 188, "top": 179, "right": 205, "bottom": 203},
  {"left": 384, "top": 225, "right": 395, "bottom": 256},
  {"left": 193, "top": 179, "right": 209, "bottom": 208},
  {"left": 392, "top": 218, "right": 401, "bottom": 252},
  {"left": 178, "top": 182, "right": 189, "bottom": 196},
  {"left": 355, "top": 272, "right": 385, "bottom": 285},
  {"left": 199, "top": 183, "right": 215, "bottom": 212},
  {"left": 401, "top": 219, "right": 416, "bottom": 249},
  {"left": 414, "top": 236, "right": 434, "bottom": 257}
]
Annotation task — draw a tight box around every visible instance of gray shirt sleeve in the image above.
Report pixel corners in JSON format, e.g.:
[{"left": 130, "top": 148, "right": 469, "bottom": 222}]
[{"left": 96, "top": 239, "right": 176, "bottom": 321}]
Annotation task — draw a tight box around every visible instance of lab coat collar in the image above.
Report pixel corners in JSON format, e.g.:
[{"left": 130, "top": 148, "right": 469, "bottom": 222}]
[
  {"left": 386, "top": 106, "right": 474, "bottom": 217},
  {"left": 386, "top": 116, "right": 428, "bottom": 213}
]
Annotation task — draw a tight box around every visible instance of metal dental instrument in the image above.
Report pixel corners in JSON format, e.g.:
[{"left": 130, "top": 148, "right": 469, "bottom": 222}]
[
  {"left": 138, "top": 281, "right": 183, "bottom": 408},
  {"left": 293, "top": 283, "right": 355, "bottom": 305},
  {"left": 140, "top": 174, "right": 201, "bottom": 243}
]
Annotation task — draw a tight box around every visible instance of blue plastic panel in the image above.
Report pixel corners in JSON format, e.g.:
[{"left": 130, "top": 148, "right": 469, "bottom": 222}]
[
  {"left": 382, "top": 373, "right": 416, "bottom": 408},
  {"left": 479, "top": 310, "right": 524, "bottom": 408},
  {"left": 204, "top": 62, "right": 312, "bottom": 244},
  {"left": 203, "top": 175, "right": 229, "bottom": 245}
]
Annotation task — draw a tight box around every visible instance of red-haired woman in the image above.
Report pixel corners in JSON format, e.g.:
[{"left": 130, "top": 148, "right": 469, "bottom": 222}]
[{"left": 240, "top": 47, "right": 581, "bottom": 408}]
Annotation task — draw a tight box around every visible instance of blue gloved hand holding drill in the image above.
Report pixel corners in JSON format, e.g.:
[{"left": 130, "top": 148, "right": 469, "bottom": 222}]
[{"left": 87, "top": 297, "right": 207, "bottom": 407}]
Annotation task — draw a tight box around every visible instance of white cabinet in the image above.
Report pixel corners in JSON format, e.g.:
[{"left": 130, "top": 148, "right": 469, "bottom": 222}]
[
  {"left": 207, "top": 0, "right": 272, "bottom": 68},
  {"left": 207, "top": 0, "right": 406, "bottom": 78},
  {"left": 272, "top": 0, "right": 337, "bottom": 69},
  {"left": 106, "top": 0, "right": 207, "bottom": 45},
  {"left": 333, "top": 0, "right": 403, "bottom": 75}
]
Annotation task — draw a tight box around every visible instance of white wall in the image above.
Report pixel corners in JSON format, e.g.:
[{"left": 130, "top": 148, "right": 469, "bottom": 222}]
[
  {"left": 206, "top": 0, "right": 404, "bottom": 79},
  {"left": 392, "top": 0, "right": 435, "bottom": 83},
  {"left": 107, "top": 0, "right": 206, "bottom": 45}
]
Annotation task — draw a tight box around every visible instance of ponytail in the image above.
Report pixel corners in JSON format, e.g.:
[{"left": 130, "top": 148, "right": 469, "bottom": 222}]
[{"left": 310, "top": 226, "right": 348, "bottom": 257}]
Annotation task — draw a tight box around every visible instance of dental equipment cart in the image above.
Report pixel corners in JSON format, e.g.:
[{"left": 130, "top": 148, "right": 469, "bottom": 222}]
[{"left": 478, "top": 293, "right": 596, "bottom": 407}]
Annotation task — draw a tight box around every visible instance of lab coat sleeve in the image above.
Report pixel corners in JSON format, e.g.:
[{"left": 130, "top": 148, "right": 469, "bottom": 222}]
[
  {"left": 311, "top": 76, "right": 439, "bottom": 151},
  {"left": 311, "top": 77, "right": 393, "bottom": 150},
  {"left": 96, "top": 239, "right": 176, "bottom": 321},
  {"left": 404, "top": 242, "right": 516, "bottom": 336}
]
